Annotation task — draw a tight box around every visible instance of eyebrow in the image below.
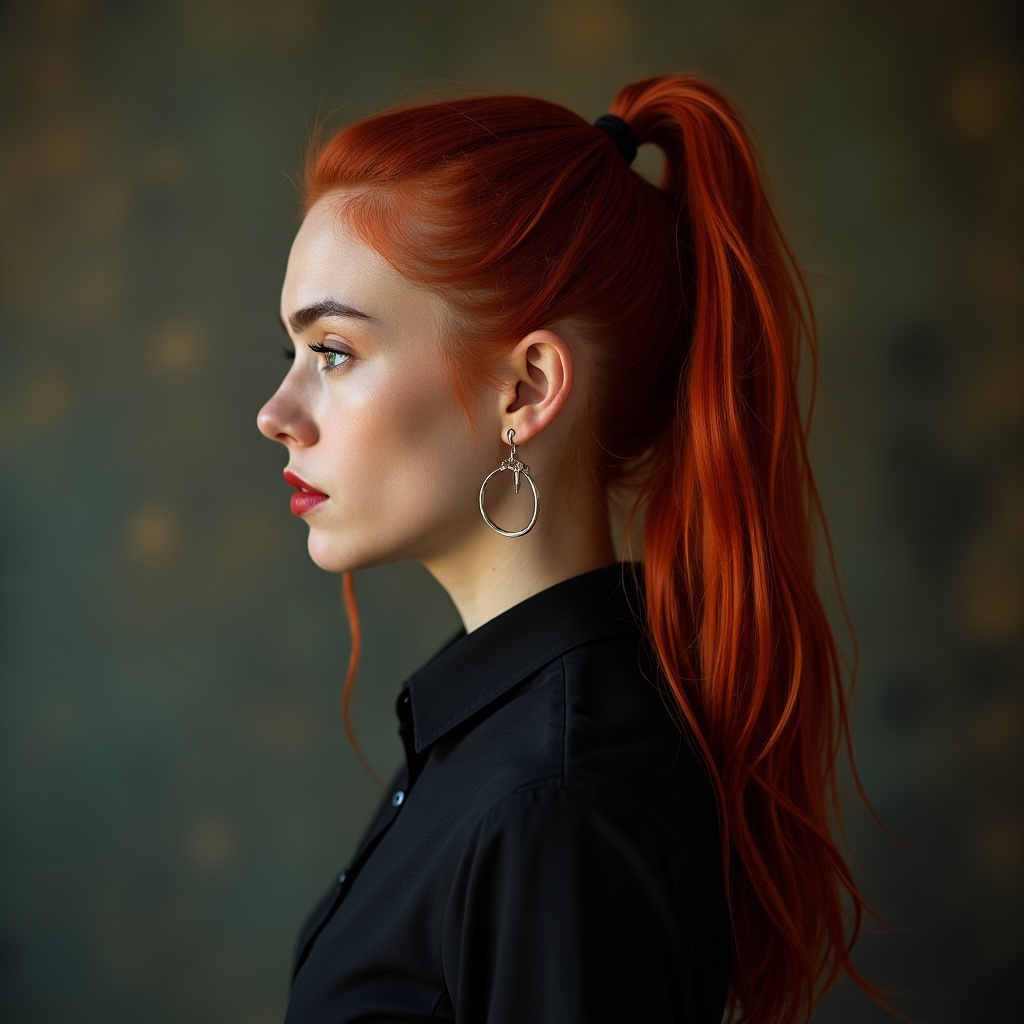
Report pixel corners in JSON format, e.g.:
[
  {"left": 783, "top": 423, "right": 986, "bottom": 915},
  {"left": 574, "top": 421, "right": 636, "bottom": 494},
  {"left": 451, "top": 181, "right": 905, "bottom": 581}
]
[{"left": 282, "top": 298, "right": 378, "bottom": 334}]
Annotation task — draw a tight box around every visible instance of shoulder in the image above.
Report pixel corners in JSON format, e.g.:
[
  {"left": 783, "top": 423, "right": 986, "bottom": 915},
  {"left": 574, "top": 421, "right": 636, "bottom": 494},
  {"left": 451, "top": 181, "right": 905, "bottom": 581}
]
[
  {"left": 460, "top": 781, "right": 695, "bottom": 907},
  {"left": 443, "top": 626, "right": 721, "bottom": 860},
  {"left": 446, "top": 628, "right": 729, "bottom": 927},
  {"left": 476, "top": 780, "right": 679, "bottom": 852},
  {"left": 439, "top": 781, "right": 728, "bottom": 1022}
]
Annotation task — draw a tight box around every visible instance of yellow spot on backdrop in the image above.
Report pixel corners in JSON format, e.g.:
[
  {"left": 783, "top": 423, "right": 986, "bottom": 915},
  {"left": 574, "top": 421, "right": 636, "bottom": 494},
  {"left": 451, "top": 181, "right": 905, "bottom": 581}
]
[
  {"left": 241, "top": 702, "right": 316, "bottom": 755},
  {"left": 82, "top": 175, "right": 130, "bottom": 234},
  {"left": 184, "top": 0, "right": 317, "bottom": 51},
  {"left": 0, "top": 237, "right": 48, "bottom": 306},
  {"left": 152, "top": 323, "right": 204, "bottom": 375},
  {"left": 31, "top": 374, "right": 70, "bottom": 423},
  {"left": 968, "top": 698, "right": 1022, "bottom": 763},
  {"left": 974, "top": 815, "right": 1024, "bottom": 892},
  {"left": 43, "top": 124, "right": 90, "bottom": 180},
  {"left": 75, "top": 264, "right": 121, "bottom": 316},
  {"left": 36, "top": 47, "right": 77, "bottom": 100},
  {"left": 184, "top": 817, "right": 236, "bottom": 870},
  {"left": 958, "top": 476, "right": 1024, "bottom": 640},
  {"left": 0, "top": 374, "right": 69, "bottom": 451},
  {"left": 43, "top": 0, "right": 92, "bottom": 30},
  {"left": 126, "top": 506, "right": 179, "bottom": 563},
  {"left": 993, "top": 136, "right": 1024, "bottom": 227},
  {"left": 955, "top": 339, "right": 1024, "bottom": 459},
  {"left": 948, "top": 60, "right": 1018, "bottom": 141},
  {"left": 547, "top": 0, "right": 626, "bottom": 58},
  {"left": 960, "top": 547, "right": 1023, "bottom": 640},
  {"left": 143, "top": 142, "right": 186, "bottom": 184}
]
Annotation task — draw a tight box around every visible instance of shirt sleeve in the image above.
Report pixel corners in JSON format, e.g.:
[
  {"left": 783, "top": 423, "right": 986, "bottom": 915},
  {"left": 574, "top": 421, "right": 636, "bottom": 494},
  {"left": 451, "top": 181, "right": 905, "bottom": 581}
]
[{"left": 441, "top": 784, "right": 700, "bottom": 1023}]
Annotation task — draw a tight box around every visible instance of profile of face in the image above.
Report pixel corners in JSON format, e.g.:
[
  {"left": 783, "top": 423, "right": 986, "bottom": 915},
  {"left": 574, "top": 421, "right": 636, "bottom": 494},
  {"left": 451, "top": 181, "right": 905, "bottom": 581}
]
[{"left": 257, "top": 196, "right": 497, "bottom": 574}]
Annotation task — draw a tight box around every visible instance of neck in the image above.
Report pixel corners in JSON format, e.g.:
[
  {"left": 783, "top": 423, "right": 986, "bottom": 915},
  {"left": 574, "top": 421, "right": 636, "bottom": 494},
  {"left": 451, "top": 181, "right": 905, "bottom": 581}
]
[{"left": 423, "top": 491, "right": 617, "bottom": 633}]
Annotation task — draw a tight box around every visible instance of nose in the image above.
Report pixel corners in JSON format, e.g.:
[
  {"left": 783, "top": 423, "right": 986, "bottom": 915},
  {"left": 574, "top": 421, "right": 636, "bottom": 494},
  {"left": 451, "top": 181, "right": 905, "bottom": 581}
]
[{"left": 257, "top": 386, "right": 318, "bottom": 447}]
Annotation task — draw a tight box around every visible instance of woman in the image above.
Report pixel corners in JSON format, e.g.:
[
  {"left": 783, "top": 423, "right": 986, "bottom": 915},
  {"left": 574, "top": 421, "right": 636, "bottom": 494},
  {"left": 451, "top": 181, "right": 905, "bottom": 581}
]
[{"left": 257, "top": 74, "right": 874, "bottom": 1023}]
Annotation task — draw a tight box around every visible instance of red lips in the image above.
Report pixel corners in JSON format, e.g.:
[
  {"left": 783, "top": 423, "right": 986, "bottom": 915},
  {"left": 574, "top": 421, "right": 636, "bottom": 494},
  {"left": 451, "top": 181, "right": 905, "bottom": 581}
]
[{"left": 284, "top": 469, "right": 329, "bottom": 517}]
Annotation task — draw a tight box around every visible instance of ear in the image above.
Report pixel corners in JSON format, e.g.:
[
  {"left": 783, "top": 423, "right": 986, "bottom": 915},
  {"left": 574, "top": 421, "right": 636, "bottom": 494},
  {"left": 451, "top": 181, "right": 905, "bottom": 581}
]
[{"left": 496, "top": 329, "right": 573, "bottom": 445}]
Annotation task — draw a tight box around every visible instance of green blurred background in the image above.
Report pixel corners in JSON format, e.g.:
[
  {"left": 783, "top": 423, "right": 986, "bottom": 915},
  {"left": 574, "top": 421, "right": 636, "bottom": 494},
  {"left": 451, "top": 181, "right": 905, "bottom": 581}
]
[{"left": 0, "top": 1, "right": 1020, "bottom": 1021}]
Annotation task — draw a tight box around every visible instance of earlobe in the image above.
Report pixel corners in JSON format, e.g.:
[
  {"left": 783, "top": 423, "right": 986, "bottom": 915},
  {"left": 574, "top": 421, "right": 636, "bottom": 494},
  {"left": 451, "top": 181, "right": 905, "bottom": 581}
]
[{"left": 499, "top": 329, "right": 573, "bottom": 443}]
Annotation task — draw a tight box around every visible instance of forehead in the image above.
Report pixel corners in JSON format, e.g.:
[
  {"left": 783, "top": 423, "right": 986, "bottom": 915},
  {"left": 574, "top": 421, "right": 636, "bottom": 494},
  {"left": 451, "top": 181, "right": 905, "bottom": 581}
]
[{"left": 281, "top": 195, "right": 444, "bottom": 330}]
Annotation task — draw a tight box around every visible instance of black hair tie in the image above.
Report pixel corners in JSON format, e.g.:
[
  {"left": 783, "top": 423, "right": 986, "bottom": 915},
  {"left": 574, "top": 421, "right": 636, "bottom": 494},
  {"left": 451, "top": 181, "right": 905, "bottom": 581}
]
[{"left": 593, "top": 114, "right": 638, "bottom": 166}]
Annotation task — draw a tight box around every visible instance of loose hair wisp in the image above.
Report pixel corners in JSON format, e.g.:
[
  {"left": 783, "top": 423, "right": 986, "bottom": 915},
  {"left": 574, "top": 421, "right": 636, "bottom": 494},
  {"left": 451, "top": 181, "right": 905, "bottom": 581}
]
[{"left": 307, "top": 75, "right": 877, "bottom": 1023}]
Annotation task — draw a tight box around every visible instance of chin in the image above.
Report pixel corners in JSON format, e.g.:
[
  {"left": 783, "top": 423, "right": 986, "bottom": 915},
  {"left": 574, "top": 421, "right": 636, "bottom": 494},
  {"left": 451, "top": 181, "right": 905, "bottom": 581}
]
[
  {"left": 305, "top": 529, "right": 397, "bottom": 575},
  {"left": 306, "top": 532, "right": 355, "bottom": 574}
]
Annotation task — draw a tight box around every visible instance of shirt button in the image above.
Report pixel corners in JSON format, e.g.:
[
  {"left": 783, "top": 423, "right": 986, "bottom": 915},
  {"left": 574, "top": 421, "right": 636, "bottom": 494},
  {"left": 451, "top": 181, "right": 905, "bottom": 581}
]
[
  {"left": 338, "top": 870, "right": 347, "bottom": 885},
  {"left": 391, "top": 790, "right": 405, "bottom": 807}
]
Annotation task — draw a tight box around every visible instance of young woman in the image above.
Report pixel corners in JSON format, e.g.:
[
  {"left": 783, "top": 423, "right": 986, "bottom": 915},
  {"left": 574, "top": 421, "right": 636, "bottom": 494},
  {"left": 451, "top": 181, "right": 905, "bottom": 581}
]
[{"left": 258, "top": 74, "right": 873, "bottom": 1024}]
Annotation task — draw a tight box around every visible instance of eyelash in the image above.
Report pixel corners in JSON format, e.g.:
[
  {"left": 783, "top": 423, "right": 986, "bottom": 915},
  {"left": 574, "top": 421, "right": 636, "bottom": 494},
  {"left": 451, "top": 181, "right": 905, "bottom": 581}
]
[
  {"left": 309, "top": 341, "right": 352, "bottom": 371},
  {"left": 281, "top": 342, "right": 352, "bottom": 371}
]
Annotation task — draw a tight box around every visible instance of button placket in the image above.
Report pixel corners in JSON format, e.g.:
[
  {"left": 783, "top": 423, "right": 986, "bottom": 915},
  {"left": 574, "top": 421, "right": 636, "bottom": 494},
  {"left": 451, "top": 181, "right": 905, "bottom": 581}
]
[{"left": 292, "top": 765, "right": 412, "bottom": 983}]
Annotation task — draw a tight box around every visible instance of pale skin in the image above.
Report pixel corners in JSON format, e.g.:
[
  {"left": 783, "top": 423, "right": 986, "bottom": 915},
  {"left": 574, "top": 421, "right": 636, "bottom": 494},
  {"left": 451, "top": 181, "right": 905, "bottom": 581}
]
[{"left": 257, "top": 195, "right": 616, "bottom": 632}]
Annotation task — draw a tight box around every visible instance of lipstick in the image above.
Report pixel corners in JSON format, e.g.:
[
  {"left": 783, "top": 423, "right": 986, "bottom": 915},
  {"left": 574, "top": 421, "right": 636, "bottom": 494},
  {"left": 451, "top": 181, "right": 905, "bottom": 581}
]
[{"left": 284, "top": 469, "right": 329, "bottom": 516}]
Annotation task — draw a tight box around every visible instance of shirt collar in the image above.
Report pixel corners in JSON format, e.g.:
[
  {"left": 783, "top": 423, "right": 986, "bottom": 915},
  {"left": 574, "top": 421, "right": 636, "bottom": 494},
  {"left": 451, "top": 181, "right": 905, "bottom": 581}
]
[{"left": 405, "top": 563, "right": 644, "bottom": 753}]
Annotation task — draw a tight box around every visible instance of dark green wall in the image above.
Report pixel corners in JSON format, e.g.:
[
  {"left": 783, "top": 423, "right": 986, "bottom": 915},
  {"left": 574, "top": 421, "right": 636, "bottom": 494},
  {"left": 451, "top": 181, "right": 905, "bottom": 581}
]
[{"left": 1, "top": 1, "right": 1020, "bottom": 1021}]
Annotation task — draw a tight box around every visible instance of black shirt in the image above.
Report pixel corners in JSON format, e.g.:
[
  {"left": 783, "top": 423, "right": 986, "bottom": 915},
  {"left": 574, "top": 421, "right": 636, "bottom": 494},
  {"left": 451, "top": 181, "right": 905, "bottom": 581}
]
[{"left": 285, "top": 564, "right": 730, "bottom": 1023}]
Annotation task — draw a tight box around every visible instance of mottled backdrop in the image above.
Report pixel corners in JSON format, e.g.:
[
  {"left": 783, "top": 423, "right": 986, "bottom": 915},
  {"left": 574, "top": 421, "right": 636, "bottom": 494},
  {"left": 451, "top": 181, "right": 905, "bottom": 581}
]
[{"left": 0, "top": 1, "right": 1020, "bottom": 1021}]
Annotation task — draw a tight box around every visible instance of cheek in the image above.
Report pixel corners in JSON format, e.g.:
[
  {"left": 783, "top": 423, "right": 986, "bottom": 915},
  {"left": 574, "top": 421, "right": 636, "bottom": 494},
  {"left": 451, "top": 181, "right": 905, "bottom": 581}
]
[
  {"left": 381, "top": 372, "right": 476, "bottom": 489},
  {"left": 337, "top": 361, "right": 483, "bottom": 515}
]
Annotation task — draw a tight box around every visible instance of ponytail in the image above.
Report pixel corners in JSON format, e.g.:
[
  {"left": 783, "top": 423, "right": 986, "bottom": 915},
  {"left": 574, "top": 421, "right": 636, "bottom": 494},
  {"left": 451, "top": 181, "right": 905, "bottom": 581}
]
[
  {"left": 305, "top": 74, "right": 879, "bottom": 1023},
  {"left": 613, "top": 77, "right": 875, "bottom": 1022}
]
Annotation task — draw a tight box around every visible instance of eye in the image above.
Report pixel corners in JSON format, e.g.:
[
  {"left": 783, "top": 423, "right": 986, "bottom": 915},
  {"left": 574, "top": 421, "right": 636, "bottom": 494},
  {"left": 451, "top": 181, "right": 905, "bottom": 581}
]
[
  {"left": 308, "top": 340, "right": 352, "bottom": 371},
  {"left": 282, "top": 345, "right": 295, "bottom": 361}
]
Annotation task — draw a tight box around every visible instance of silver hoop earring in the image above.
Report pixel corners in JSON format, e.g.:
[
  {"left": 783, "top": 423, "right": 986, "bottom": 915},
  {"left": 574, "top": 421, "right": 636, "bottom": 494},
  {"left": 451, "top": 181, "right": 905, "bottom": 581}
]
[{"left": 478, "top": 429, "right": 540, "bottom": 538}]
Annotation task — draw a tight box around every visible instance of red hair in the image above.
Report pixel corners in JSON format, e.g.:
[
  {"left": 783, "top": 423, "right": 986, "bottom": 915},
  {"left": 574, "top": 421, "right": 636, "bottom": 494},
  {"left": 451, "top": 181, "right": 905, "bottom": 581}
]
[{"left": 306, "top": 75, "right": 877, "bottom": 1023}]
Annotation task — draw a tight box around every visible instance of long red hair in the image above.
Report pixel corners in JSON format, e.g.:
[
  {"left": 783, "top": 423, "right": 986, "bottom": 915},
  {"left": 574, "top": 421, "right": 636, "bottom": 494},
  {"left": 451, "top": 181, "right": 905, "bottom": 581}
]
[{"left": 304, "top": 74, "right": 875, "bottom": 1023}]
